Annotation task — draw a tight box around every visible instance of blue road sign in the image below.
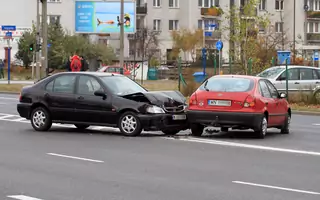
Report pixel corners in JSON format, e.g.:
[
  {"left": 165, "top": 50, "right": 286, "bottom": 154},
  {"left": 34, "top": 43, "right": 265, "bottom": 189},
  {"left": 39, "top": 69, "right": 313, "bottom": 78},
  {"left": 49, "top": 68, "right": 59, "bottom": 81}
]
[
  {"left": 5, "top": 32, "right": 12, "bottom": 37},
  {"left": 314, "top": 51, "right": 319, "bottom": 61},
  {"left": 205, "top": 32, "right": 212, "bottom": 37},
  {"left": 205, "top": 24, "right": 216, "bottom": 28},
  {"left": 47, "top": 44, "right": 51, "bottom": 48},
  {"left": 216, "top": 40, "right": 223, "bottom": 51},
  {"left": 1, "top": 25, "right": 16, "bottom": 31}
]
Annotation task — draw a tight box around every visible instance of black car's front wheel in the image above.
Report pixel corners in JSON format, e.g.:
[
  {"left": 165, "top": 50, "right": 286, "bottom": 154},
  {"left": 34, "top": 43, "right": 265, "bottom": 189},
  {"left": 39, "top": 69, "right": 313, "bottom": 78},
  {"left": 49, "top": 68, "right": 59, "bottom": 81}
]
[
  {"left": 31, "top": 106, "right": 52, "bottom": 131},
  {"left": 118, "top": 111, "right": 142, "bottom": 136}
]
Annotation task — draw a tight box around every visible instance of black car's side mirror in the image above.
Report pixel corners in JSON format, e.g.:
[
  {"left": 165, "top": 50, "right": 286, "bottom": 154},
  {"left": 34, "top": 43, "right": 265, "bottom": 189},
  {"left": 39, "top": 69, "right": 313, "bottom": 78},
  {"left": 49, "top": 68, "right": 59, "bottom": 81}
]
[
  {"left": 94, "top": 90, "right": 107, "bottom": 99},
  {"left": 279, "top": 92, "right": 286, "bottom": 98}
]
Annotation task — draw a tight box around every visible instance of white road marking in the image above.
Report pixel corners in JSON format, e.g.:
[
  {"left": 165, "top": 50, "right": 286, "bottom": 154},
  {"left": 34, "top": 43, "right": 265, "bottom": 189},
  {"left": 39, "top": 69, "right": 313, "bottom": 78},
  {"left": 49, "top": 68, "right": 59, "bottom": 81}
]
[
  {"left": 7, "top": 195, "right": 43, "bottom": 200},
  {"left": 233, "top": 181, "right": 320, "bottom": 195},
  {"left": 0, "top": 115, "right": 15, "bottom": 119},
  {"left": 0, "top": 97, "right": 18, "bottom": 100},
  {"left": 47, "top": 153, "right": 104, "bottom": 163},
  {"left": 11, "top": 117, "right": 27, "bottom": 122},
  {"left": 312, "top": 123, "right": 320, "bottom": 126},
  {"left": 164, "top": 137, "right": 320, "bottom": 156}
]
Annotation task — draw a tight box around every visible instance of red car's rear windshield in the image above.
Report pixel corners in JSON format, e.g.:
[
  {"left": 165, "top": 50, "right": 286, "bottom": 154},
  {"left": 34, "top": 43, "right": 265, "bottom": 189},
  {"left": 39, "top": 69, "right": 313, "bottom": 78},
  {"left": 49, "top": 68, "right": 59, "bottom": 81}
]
[{"left": 199, "top": 77, "right": 254, "bottom": 92}]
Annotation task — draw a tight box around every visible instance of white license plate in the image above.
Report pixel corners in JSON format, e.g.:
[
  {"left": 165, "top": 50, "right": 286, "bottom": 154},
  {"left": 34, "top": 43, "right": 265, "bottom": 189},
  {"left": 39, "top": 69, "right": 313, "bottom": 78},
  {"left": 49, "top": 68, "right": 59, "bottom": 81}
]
[
  {"left": 208, "top": 100, "right": 231, "bottom": 106},
  {"left": 172, "top": 114, "right": 186, "bottom": 120}
]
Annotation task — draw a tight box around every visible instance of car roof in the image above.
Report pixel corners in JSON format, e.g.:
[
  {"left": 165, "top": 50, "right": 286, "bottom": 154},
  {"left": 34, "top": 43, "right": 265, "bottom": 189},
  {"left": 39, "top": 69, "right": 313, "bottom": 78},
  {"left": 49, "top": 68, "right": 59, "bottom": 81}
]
[
  {"left": 213, "top": 74, "right": 262, "bottom": 81},
  {"left": 55, "top": 72, "right": 124, "bottom": 77},
  {"left": 269, "top": 65, "right": 319, "bottom": 70}
]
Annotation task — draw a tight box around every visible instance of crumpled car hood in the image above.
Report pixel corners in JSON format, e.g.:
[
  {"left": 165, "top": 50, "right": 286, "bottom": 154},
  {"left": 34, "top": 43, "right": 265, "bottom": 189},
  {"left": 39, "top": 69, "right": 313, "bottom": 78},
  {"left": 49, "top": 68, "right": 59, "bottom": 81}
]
[{"left": 121, "top": 90, "right": 186, "bottom": 107}]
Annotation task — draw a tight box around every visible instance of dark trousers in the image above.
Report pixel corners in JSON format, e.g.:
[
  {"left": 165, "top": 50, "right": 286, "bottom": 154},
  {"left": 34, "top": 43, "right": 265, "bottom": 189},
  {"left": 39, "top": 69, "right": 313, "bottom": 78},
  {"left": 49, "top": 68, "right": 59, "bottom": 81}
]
[{"left": 0, "top": 68, "right": 4, "bottom": 78}]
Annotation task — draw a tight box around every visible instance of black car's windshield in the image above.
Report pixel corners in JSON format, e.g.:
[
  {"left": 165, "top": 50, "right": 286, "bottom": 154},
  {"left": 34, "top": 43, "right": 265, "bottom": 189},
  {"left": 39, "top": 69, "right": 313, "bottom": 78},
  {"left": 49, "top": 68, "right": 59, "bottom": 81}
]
[
  {"left": 199, "top": 77, "right": 254, "bottom": 92},
  {"left": 257, "top": 67, "right": 284, "bottom": 78},
  {"left": 99, "top": 76, "right": 147, "bottom": 95}
]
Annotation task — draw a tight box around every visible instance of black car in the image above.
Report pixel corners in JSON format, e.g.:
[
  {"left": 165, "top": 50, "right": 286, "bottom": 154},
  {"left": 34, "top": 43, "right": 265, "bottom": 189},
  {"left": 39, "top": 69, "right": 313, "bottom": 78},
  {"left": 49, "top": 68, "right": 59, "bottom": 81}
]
[{"left": 17, "top": 72, "right": 189, "bottom": 136}]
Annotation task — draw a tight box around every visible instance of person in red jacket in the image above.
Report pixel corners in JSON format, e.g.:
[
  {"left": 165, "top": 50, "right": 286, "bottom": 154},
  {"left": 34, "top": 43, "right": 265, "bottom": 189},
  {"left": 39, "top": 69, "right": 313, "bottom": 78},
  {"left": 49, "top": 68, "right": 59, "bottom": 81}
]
[{"left": 70, "top": 54, "right": 82, "bottom": 72}]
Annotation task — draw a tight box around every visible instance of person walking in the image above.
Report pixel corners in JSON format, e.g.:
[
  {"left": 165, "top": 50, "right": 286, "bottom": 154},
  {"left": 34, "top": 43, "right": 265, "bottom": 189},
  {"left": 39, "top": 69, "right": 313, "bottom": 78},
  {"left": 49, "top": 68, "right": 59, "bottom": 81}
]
[{"left": 0, "top": 59, "right": 4, "bottom": 79}]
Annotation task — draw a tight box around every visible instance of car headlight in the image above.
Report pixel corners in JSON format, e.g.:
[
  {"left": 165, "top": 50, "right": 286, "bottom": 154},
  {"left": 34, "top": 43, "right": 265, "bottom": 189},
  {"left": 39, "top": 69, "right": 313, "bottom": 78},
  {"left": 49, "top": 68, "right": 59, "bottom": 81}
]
[{"left": 146, "top": 105, "right": 165, "bottom": 114}]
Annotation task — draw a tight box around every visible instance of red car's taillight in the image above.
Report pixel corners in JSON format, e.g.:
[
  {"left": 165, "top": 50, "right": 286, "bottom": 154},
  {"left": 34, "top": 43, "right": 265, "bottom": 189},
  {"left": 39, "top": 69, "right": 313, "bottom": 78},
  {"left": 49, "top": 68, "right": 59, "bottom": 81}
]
[
  {"left": 243, "top": 95, "right": 256, "bottom": 108},
  {"left": 189, "top": 94, "right": 197, "bottom": 106}
]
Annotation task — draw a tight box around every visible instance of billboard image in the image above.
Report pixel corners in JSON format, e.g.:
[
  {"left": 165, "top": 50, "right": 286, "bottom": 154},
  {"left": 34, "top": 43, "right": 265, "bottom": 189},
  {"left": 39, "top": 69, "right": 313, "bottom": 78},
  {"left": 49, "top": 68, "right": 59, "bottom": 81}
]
[{"left": 75, "top": 1, "right": 136, "bottom": 33}]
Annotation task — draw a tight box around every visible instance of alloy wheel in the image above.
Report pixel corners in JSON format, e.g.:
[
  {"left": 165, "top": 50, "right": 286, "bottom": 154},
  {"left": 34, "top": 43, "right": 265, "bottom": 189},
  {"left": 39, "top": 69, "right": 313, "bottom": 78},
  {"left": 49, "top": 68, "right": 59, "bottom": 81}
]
[
  {"left": 32, "top": 110, "right": 46, "bottom": 129},
  {"left": 121, "top": 115, "right": 137, "bottom": 134}
]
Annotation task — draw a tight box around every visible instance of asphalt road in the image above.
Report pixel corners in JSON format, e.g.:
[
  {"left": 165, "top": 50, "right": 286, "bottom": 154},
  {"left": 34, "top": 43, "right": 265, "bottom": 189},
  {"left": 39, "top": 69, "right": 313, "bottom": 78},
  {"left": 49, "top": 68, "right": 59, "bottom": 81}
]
[{"left": 0, "top": 94, "right": 320, "bottom": 200}]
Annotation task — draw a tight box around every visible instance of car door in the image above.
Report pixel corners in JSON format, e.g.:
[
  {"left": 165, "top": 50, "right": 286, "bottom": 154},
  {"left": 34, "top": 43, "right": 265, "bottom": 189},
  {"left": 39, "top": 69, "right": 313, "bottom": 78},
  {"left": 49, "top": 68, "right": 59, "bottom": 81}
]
[
  {"left": 298, "top": 68, "right": 318, "bottom": 92},
  {"left": 265, "top": 79, "right": 286, "bottom": 125},
  {"left": 74, "top": 75, "right": 115, "bottom": 125},
  {"left": 258, "top": 80, "right": 277, "bottom": 125},
  {"left": 44, "top": 74, "right": 77, "bottom": 121},
  {"left": 275, "top": 68, "right": 300, "bottom": 93}
]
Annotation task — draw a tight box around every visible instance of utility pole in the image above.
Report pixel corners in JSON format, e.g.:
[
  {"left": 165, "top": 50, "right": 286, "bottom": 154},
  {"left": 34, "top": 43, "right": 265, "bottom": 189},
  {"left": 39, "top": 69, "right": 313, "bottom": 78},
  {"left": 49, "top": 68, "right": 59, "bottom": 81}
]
[
  {"left": 119, "top": 0, "right": 124, "bottom": 69},
  {"left": 41, "top": 0, "right": 48, "bottom": 77},
  {"left": 293, "top": 0, "right": 296, "bottom": 62},
  {"left": 36, "top": 0, "right": 40, "bottom": 80}
]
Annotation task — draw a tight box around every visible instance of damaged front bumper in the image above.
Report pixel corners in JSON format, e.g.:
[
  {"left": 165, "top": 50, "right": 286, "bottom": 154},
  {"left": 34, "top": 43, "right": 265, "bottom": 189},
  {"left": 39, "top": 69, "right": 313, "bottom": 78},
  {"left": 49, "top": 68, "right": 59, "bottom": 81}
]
[{"left": 138, "top": 113, "right": 189, "bottom": 131}]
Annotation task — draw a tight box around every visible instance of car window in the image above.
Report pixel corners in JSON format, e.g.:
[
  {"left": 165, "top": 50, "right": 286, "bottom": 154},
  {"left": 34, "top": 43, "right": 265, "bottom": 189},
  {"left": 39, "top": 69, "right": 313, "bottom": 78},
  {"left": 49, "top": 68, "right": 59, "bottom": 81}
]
[
  {"left": 313, "top": 69, "right": 320, "bottom": 79},
  {"left": 99, "top": 76, "right": 147, "bottom": 95},
  {"left": 265, "top": 80, "right": 279, "bottom": 99},
  {"left": 257, "top": 67, "right": 284, "bottom": 79},
  {"left": 199, "top": 77, "right": 254, "bottom": 92},
  {"left": 278, "top": 68, "right": 299, "bottom": 80},
  {"left": 259, "top": 81, "right": 272, "bottom": 98},
  {"left": 107, "top": 67, "right": 116, "bottom": 73},
  {"left": 300, "top": 68, "right": 314, "bottom": 80},
  {"left": 47, "top": 75, "right": 76, "bottom": 93},
  {"left": 77, "top": 75, "right": 102, "bottom": 95}
]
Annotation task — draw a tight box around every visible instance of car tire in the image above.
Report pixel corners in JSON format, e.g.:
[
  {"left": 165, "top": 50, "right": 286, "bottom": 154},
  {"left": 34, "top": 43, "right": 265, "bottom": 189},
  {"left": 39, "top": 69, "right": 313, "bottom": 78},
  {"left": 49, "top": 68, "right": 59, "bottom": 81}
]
[
  {"left": 118, "top": 111, "right": 142, "bottom": 136},
  {"left": 280, "top": 113, "right": 290, "bottom": 134},
  {"left": 221, "top": 127, "right": 229, "bottom": 132},
  {"left": 162, "top": 130, "right": 180, "bottom": 136},
  {"left": 74, "top": 124, "right": 90, "bottom": 130},
  {"left": 31, "top": 106, "right": 52, "bottom": 131},
  {"left": 190, "top": 123, "right": 204, "bottom": 137},
  {"left": 254, "top": 116, "right": 268, "bottom": 139}
]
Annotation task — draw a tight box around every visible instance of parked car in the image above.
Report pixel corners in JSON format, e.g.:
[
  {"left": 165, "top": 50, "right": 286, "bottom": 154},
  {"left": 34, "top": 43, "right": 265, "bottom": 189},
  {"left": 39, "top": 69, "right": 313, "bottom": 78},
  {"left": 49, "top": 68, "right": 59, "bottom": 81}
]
[
  {"left": 98, "top": 65, "right": 132, "bottom": 78},
  {"left": 17, "top": 72, "right": 188, "bottom": 136},
  {"left": 257, "top": 65, "right": 320, "bottom": 96},
  {"left": 187, "top": 75, "right": 291, "bottom": 138}
]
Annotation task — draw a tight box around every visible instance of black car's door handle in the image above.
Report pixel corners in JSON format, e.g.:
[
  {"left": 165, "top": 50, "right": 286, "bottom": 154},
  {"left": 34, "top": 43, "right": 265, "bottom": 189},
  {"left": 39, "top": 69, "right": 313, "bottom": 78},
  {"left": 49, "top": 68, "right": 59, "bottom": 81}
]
[
  {"left": 77, "top": 96, "right": 84, "bottom": 100},
  {"left": 294, "top": 82, "right": 299, "bottom": 84}
]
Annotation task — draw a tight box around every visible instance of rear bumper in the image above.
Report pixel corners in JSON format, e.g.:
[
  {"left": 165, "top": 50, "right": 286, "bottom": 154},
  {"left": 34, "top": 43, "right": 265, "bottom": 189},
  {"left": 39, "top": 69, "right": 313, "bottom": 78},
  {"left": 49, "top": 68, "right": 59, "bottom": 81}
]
[
  {"left": 138, "top": 113, "right": 189, "bottom": 131},
  {"left": 187, "top": 110, "right": 263, "bottom": 128},
  {"left": 17, "top": 103, "right": 32, "bottom": 119}
]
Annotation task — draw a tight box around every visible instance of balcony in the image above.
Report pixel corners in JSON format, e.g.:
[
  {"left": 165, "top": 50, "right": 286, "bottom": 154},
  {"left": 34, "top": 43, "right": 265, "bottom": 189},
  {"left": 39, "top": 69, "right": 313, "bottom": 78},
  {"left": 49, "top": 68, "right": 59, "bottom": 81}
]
[
  {"left": 306, "top": 33, "right": 320, "bottom": 43},
  {"left": 137, "top": 3, "right": 147, "bottom": 15},
  {"left": 307, "top": 11, "right": 320, "bottom": 19},
  {"left": 201, "top": 7, "right": 223, "bottom": 18},
  {"left": 204, "top": 31, "right": 222, "bottom": 40},
  {"left": 240, "top": 7, "right": 258, "bottom": 17}
]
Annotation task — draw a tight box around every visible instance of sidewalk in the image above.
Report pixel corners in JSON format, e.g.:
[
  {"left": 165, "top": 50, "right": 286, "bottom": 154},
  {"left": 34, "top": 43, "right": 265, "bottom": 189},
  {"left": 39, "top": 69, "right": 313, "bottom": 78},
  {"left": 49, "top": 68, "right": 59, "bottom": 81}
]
[{"left": 0, "top": 80, "right": 34, "bottom": 84}]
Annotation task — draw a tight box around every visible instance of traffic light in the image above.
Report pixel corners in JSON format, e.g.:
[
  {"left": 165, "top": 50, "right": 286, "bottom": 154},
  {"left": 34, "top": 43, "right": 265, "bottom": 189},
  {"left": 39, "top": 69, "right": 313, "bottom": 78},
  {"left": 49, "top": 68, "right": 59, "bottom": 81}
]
[
  {"left": 29, "top": 44, "right": 34, "bottom": 51},
  {"left": 36, "top": 44, "right": 42, "bottom": 52}
]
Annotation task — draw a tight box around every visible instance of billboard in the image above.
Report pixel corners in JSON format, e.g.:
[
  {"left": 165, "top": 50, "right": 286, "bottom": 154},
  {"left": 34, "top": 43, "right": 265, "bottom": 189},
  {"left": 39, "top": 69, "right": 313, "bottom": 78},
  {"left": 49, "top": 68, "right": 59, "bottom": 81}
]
[{"left": 75, "top": 1, "right": 136, "bottom": 34}]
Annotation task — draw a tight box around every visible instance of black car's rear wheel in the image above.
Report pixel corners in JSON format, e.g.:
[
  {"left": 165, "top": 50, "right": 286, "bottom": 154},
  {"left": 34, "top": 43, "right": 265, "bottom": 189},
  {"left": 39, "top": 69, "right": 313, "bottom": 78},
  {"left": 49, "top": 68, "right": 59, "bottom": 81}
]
[
  {"left": 190, "top": 123, "right": 204, "bottom": 137},
  {"left": 162, "top": 129, "right": 180, "bottom": 136},
  {"left": 74, "top": 124, "right": 90, "bottom": 130},
  {"left": 31, "top": 107, "right": 52, "bottom": 131},
  {"left": 118, "top": 111, "right": 142, "bottom": 136}
]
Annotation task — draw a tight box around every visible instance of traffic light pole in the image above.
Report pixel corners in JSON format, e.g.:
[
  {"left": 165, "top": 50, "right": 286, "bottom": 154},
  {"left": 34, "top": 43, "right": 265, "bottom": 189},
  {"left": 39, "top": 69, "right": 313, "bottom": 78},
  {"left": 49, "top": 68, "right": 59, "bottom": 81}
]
[
  {"left": 41, "top": 0, "right": 48, "bottom": 77},
  {"left": 119, "top": 0, "right": 124, "bottom": 71},
  {"left": 36, "top": 0, "right": 40, "bottom": 80}
]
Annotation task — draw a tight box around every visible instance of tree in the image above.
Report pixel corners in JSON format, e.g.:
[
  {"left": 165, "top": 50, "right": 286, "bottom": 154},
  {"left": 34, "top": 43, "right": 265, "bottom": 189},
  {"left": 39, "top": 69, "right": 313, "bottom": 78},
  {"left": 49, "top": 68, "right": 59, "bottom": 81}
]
[
  {"left": 15, "top": 25, "right": 36, "bottom": 68},
  {"left": 48, "top": 21, "right": 66, "bottom": 69},
  {"left": 136, "top": 28, "right": 160, "bottom": 66},
  {"left": 170, "top": 28, "right": 203, "bottom": 62},
  {"left": 222, "top": 0, "right": 271, "bottom": 74}
]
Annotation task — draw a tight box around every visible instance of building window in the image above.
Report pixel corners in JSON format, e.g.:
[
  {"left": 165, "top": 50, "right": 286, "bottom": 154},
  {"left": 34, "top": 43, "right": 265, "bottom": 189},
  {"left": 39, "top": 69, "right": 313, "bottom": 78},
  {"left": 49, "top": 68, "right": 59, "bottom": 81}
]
[
  {"left": 198, "top": 0, "right": 219, "bottom": 8},
  {"left": 275, "top": 0, "right": 284, "bottom": 11},
  {"left": 259, "top": 0, "right": 266, "bottom": 10},
  {"left": 198, "top": 19, "right": 218, "bottom": 30},
  {"left": 275, "top": 22, "right": 283, "bottom": 33},
  {"left": 48, "top": 0, "right": 61, "bottom": 2},
  {"left": 169, "top": 0, "right": 179, "bottom": 8},
  {"left": 153, "top": 0, "right": 161, "bottom": 7},
  {"left": 48, "top": 15, "right": 61, "bottom": 24},
  {"left": 307, "top": 22, "right": 320, "bottom": 33},
  {"left": 169, "top": 20, "right": 179, "bottom": 30},
  {"left": 153, "top": 19, "right": 161, "bottom": 31},
  {"left": 308, "top": 0, "right": 320, "bottom": 11}
]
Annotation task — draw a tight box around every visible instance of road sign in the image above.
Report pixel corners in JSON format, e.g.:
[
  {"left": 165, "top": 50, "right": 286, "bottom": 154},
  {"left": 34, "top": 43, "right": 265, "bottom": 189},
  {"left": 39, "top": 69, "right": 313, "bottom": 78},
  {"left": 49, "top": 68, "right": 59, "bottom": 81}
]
[
  {"left": 1, "top": 25, "right": 16, "bottom": 31},
  {"left": 205, "top": 32, "right": 212, "bottom": 37},
  {"left": 314, "top": 51, "right": 319, "bottom": 61},
  {"left": 47, "top": 44, "right": 51, "bottom": 48},
  {"left": 216, "top": 40, "right": 223, "bottom": 51},
  {"left": 5, "top": 32, "right": 12, "bottom": 37}
]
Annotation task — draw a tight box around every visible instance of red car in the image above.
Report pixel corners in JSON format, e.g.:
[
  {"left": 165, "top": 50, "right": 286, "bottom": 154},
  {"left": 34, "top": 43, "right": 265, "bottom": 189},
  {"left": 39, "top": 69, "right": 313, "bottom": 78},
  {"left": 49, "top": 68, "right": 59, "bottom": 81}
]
[
  {"left": 98, "top": 65, "right": 132, "bottom": 77},
  {"left": 187, "top": 75, "right": 291, "bottom": 138}
]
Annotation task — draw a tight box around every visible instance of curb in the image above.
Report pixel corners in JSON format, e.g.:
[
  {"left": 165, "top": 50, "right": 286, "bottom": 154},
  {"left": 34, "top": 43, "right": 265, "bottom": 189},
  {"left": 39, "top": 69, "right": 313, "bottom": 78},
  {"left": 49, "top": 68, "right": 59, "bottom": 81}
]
[{"left": 292, "top": 110, "right": 320, "bottom": 116}]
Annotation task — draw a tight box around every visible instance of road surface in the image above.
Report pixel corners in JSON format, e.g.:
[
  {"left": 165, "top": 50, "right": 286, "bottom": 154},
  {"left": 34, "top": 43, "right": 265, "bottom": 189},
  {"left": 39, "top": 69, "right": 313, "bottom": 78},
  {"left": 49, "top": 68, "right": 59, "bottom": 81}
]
[{"left": 0, "top": 94, "right": 320, "bottom": 200}]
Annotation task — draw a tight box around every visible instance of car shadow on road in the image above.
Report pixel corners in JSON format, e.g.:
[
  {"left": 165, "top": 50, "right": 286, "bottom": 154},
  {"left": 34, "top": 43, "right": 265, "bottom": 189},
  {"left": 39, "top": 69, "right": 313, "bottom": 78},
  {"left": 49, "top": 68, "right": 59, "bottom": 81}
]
[{"left": 200, "top": 129, "right": 281, "bottom": 140}]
